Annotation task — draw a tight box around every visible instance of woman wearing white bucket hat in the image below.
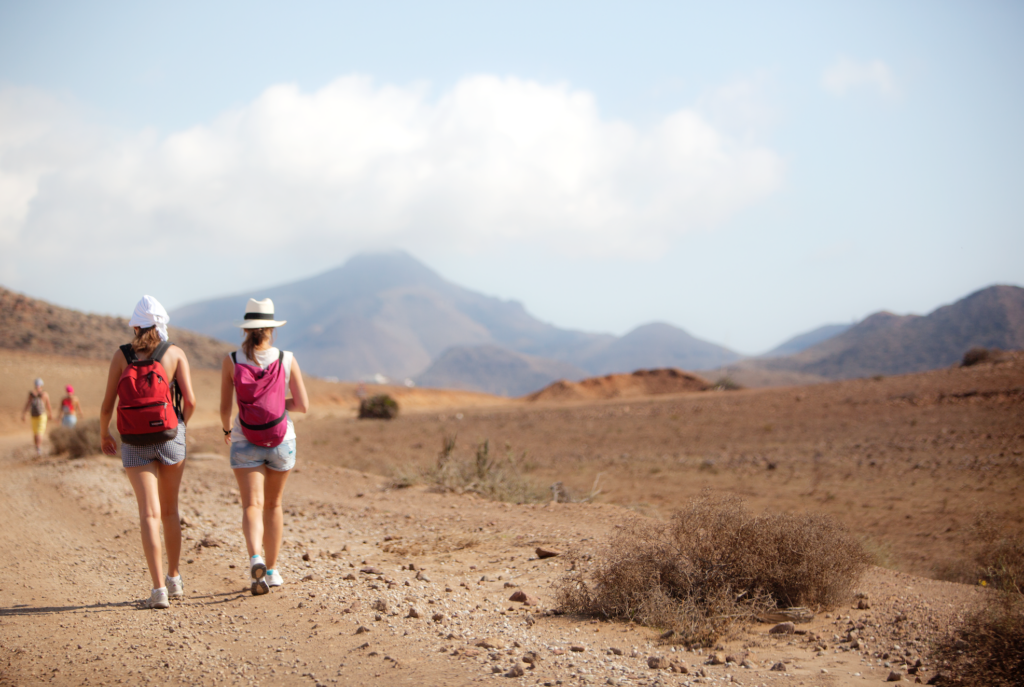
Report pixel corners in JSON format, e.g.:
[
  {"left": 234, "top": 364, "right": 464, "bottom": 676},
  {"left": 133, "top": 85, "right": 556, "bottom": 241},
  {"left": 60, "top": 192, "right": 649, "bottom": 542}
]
[{"left": 220, "top": 298, "right": 308, "bottom": 595}]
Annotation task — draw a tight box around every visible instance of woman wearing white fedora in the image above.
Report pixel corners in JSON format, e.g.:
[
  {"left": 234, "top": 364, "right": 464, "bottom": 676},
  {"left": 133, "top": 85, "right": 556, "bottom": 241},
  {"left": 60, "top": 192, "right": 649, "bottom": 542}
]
[{"left": 220, "top": 298, "right": 308, "bottom": 595}]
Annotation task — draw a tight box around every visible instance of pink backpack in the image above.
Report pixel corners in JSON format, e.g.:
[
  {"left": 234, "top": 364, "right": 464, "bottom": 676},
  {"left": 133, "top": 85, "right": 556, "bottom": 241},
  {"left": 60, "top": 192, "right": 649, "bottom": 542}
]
[{"left": 232, "top": 350, "right": 288, "bottom": 447}]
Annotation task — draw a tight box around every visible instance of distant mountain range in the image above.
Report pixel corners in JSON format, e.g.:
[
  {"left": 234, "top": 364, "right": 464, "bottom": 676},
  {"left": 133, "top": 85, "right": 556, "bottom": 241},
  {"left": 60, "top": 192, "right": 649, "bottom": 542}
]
[
  {"left": 170, "top": 252, "right": 742, "bottom": 390},
  {"left": 5, "top": 252, "right": 1020, "bottom": 397},
  {"left": 719, "top": 284, "right": 1024, "bottom": 383}
]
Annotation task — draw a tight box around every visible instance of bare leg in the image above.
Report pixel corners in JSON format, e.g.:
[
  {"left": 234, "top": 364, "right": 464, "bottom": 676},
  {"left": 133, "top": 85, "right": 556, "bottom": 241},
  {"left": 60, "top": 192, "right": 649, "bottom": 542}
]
[
  {"left": 233, "top": 467, "right": 266, "bottom": 558},
  {"left": 157, "top": 460, "right": 186, "bottom": 578},
  {"left": 125, "top": 463, "right": 163, "bottom": 589},
  {"left": 262, "top": 468, "right": 291, "bottom": 569}
]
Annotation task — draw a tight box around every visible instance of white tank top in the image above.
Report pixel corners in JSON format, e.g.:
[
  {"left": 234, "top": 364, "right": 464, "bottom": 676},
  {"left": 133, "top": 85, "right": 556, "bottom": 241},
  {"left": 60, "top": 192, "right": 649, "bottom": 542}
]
[{"left": 230, "top": 347, "right": 296, "bottom": 444}]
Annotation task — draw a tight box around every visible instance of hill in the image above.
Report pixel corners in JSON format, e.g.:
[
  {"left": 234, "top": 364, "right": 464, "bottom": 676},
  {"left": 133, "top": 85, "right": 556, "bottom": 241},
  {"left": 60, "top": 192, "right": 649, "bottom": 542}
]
[
  {"left": 760, "top": 323, "right": 851, "bottom": 358},
  {"left": 415, "top": 344, "right": 589, "bottom": 396},
  {"left": 526, "top": 367, "right": 711, "bottom": 402},
  {"left": 171, "top": 252, "right": 740, "bottom": 385},
  {"left": 719, "top": 284, "right": 1024, "bottom": 383},
  {"left": 0, "top": 287, "right": 232, "bottom": 369}
]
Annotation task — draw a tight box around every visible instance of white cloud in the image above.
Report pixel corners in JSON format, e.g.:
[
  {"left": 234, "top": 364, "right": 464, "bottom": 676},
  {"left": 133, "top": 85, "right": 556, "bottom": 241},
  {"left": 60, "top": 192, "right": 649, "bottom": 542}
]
[
  {"left": 0, "top": 76, "right": 783, "bottom": 307},
  {"left": 822, "top": 58, "right": 898, "bottom": 97}
]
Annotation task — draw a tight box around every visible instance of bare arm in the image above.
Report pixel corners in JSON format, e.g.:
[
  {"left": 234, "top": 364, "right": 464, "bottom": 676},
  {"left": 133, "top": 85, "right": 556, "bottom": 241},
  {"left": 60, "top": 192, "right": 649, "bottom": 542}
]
[
  {"left": 286, "top": 357, "right": 309, "bottom": 414},
  {"left": 220, "top": 355, "right": 235, "bottom": 445},
  {"left": 43, "top": 392, "right": 52, "bottom": 420},
  {"left": 74, "top": 396, "right": 83, "bottom": 418},
  {"left": 21, "top": 393, "right": 31, "bottom": 421},
  {"left": 171, "top": 347, "right": 197, "bottom": 425},
  {"left": 100, "top": 350, "right": 127, "bottom": 455}
]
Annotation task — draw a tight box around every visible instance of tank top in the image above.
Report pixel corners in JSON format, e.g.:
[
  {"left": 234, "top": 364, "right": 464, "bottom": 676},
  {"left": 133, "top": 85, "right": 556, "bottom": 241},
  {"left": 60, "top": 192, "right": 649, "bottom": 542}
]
[
  {"left": 229, "top": 347, "right": 296, "bottom": 444},
  {"left": 62, "top": 397, "right": 76, "bottom": 415}
]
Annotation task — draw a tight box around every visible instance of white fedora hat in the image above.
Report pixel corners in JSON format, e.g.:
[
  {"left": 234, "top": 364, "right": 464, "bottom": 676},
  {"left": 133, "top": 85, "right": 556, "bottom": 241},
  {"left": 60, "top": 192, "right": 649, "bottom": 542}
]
[{"left": 237, "top": 298, "right": 287, "bottom": 329}]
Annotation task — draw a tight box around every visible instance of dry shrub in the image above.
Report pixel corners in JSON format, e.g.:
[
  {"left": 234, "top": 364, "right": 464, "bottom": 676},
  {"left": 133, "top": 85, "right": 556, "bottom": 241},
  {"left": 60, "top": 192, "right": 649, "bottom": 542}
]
[
  {"left": 426, "top": 435, "right": 545, "bottom": 504},
  {"left": 358, "top": 394, "right": 398, "bottom": 419},
  {"left": 961, "top": 347, "right": 995, "bottom": 367},
  {"left": 556, "top": 493, "right": 870, "bottom": 646},
  {"left": 934, "top": 530, "right": 1024, "bottom": 686},
  {"left": 49, "top": 419, "right": 111, "bottom": 458}
]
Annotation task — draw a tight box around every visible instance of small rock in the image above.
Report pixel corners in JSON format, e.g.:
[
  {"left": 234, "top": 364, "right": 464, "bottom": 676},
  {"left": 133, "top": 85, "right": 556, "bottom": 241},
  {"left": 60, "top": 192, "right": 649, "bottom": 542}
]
[
  {"left": 355, "top": 626, "right": 370, "bottom": 634},
  {"left": 432, "top": 613, "right": 444, "bottom": 622},
  {"left": 535, "top": 547, "right": 561, "bottom": 559},
  {"left": 770, "top": 662, "right": 787, "bottom": 672},
  {"left": 609, "top": 647, "right": 623, "bottom": 656},
  {"left": 475, "top": 638, "right": 501, "bottom": 649},
  {"left": 330, "top": 551, "right": 344, "bottom": 559},
  {"left": 343, "top": 573, "right": 356, "bottom": 580},
  {"left": 360, "top": 566, "right": 383, "bottom": 575},
  {"left": 508, "top": 590, "right": 541, "bottom": 606},
  {"left": 505, "top": 662, "right": 526, "bottom": 677},
  {"left": 371, "top": 599, "right": 387, "bottom": 612},
  {"left": 302, "top": 551, "right": 312, "bottom": 561},
  {"left": 769, "top": 622, "right": 796, "bottom": 634},
  {"left": 709, "top": 652, "right": 727, "bottom": 665},
  {"left": 415, "top": 570, "right": 430, "bottom": 582},
  {"left": 887, "top": 670, "right": 903, "bottom": 682},
  {"left": 669, "top": 660, "right": 689, "bottom": 674},
  {"left": 302, "top": 574, "right": 320, "bottom": 582},
  {"left": 648, "top": 656, "right": 667, "bottom": 669},
  {"left": 570, "top": 645, "right": 585, "bottom": 652},
  {"left": 741, "top": 659, "right": 755, "bottom": 669},
  {"left": 522, "top": 651, "right": 541, "bottom": 665},
  {"left": 858, "top": 598, "right": 871, "bottom": 609},
  {"left": 406, "top": 607, "right": 420, "bottom": 619},
  {"left": 659, "top": 629, "right": 675, "bottom": 640}
]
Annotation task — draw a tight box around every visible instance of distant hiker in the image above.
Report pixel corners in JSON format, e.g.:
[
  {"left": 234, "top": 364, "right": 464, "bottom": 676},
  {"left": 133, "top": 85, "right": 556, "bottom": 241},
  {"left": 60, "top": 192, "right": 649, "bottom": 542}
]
[
  {"left": 221, "top": 298, "right": 308, "bottom": 595},
  {"left": 21, "top": 377, "right": 52, "bottom": 456},
  {"left": 98, "top": 295, "right": 197, "bottom": 610},
  {"left": 60, "top": 385, "right": 83, "bottom": 428}
]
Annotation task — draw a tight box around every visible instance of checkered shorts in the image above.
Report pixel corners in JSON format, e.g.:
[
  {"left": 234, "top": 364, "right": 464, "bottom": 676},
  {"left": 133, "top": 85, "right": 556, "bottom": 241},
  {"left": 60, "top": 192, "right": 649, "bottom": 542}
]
[{"left": 121, "top": 416, "right": 186, "bottom": 469}]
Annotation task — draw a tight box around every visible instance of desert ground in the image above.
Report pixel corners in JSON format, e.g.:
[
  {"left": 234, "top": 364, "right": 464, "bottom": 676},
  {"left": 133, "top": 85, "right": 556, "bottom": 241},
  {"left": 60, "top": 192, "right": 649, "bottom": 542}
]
[{"left": 1, "top": 349, "right": 1021, "bottom": 686}]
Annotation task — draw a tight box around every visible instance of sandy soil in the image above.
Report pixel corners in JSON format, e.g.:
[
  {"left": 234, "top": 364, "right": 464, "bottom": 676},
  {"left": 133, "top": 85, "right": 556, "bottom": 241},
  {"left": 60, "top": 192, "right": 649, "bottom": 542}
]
[{"left": 1, "top": 351, "right": 1021, "bottom": 686}]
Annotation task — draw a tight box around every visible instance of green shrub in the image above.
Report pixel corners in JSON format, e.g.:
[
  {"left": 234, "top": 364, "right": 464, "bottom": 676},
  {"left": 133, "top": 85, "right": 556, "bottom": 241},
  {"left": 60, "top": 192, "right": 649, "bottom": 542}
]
[
  {"left": 712, "top": 377, "right": 741, "bottom": 391},
  {"left": 359, "top": 394, "right": 399, "bottom": 419},
  {"left": 49, "top": 418, "right": 112, "bottom": 458},
  {"left": 556, "top": 492, "right": 870, "bottom": 646}
]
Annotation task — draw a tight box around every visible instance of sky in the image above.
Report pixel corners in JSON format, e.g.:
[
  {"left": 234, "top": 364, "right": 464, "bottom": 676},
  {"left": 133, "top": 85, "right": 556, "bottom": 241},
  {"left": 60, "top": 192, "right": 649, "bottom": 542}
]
[{"left": 1, "top": 0, "right": 1022, "bottom": 355}]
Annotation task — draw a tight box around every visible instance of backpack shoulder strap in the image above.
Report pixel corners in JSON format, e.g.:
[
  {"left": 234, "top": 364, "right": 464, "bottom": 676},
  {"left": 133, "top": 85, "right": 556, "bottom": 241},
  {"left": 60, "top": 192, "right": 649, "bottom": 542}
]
[
  {"left": 120, "top": 343, "right": 137, "bottom": 364},
  {"left": 152, "top": 341, "right": 173, "bottom": 364},
  {"left": 277, "top": 350, "right": 285, "bottom": 366},
  {"left": 231, "top": 351, "right": 237, "bottom": 364}
]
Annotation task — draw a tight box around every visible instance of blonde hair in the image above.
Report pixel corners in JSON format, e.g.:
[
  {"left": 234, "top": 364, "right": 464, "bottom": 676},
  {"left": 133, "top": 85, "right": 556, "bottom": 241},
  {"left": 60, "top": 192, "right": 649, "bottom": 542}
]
[
  {"left": 242, "top": 328, "right": 273, "bottom": 362},
  {"left": 132, "top": 325, "right": 161, "bottom": 355}
]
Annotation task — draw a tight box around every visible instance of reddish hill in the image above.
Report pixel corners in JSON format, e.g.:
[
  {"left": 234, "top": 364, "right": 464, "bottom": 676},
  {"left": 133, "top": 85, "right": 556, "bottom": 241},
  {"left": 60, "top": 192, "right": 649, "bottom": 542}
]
[
  {"left": 1, "top": 287, "right": 233, "bottom": 369},
  {"left": 526, "top": 367, "right": 711, "bottom": 402}
]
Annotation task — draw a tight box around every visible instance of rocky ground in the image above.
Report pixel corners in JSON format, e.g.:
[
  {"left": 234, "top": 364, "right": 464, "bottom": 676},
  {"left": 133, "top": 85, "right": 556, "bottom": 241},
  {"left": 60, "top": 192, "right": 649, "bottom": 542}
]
[
  {"left": 1, "top": 352, "right": 1020, "bottom": 686},
  {"left": 0, "top": 435, "right": 993, "bottom": 687}
]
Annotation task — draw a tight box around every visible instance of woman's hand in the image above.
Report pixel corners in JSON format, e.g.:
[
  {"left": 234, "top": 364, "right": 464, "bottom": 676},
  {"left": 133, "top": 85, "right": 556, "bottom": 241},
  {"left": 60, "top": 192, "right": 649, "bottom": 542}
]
[
  {"left": 223, "top": 431, "right": 232, "bottom": 446},
  {"left": 100, "top": 434, "right": 118, "bottom": 456}
]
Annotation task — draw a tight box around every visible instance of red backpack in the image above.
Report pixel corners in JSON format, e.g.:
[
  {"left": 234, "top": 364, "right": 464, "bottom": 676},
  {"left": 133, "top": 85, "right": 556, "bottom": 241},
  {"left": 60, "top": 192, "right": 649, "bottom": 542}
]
[
  {"left": 116, "top": 341, "right": 182, "bottom": 446},
  {"left": 232, "top": 350, "right": 288, "bottom": 447}
]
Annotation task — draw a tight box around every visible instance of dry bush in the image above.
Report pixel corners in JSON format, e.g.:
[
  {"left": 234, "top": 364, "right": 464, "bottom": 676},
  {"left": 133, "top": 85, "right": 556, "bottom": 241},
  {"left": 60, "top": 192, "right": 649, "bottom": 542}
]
[
  {"left": 49, "top": 419, "right": 111, "bottom": 458},
  {"left": 933, "top": 530, "right": 1024, "bottom": 686},
  {"left": 358, "top": 394, "right": 398, "bottom": 419},
  {"left": 556, "top": 493, "right": 870, "bottom": 646},
  {"left": 961, "top": 347, "right": 995, "bottom": 367},
  {"left": 425, "top": 435, "right": 545, "bottom": 504}
]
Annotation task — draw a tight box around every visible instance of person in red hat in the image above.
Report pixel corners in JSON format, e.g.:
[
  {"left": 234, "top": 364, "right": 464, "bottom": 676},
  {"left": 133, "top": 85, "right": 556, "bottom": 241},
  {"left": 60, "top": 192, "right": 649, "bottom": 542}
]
[{"left": 60, "top": 385, "right": 83, "bottom": 428}]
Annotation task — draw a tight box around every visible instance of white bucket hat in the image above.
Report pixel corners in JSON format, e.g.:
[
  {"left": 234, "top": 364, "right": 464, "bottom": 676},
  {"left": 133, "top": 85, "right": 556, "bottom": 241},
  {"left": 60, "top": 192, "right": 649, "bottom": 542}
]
[{"left": 237, "top": 298, "right": 287, "bottom": 329}]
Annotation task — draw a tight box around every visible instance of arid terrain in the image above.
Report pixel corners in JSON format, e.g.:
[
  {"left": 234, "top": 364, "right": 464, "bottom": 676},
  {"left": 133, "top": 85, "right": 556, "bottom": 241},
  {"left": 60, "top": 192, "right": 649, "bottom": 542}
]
[{"left": 1, "top": 349, "right": 1022, "bottom": 686}]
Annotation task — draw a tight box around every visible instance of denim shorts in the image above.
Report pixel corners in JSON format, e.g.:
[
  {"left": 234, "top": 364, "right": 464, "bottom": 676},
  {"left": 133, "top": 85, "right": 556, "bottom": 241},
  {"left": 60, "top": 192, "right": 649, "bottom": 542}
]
[{"left": 230, "top": 438, "right": 296, "bottom": 472}]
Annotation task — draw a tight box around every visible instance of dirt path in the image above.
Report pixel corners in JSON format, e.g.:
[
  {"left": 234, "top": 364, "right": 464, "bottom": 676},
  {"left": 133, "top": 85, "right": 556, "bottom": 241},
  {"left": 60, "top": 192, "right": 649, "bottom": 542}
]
[{"left": 0, "top": 433, "right": 988, "bottom": 687}]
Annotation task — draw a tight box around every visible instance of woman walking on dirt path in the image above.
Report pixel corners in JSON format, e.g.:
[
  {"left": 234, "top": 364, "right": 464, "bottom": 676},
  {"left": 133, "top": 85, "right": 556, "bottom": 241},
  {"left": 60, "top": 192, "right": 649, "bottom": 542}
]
[
  {"left": 21, "top": 378, "right": 52, "bottom": 456},
  {"left": 99, "top": 296, "right": 196, "bottom": 609},
  {"left": 60, "top": 385, "right": 83, "bottom": 428},
  {"left": 221, "top": 298, "right": 308, "bottom": 596}
]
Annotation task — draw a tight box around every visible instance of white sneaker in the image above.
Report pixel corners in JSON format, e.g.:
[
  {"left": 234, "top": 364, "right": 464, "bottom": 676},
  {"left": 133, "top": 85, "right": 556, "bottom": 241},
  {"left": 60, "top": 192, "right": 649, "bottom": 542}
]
[
  {"left": 145, "top": 587, "right": 169, "bottom": 609},
  {"left": 166, "top": 575, "right": 183, "bottom": 599},
  {"left": 266, "top": 569, "right": 283, "bottom": 588},
  {"left": 250, "top": 555, "right": 269, "bottom": 596}
]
